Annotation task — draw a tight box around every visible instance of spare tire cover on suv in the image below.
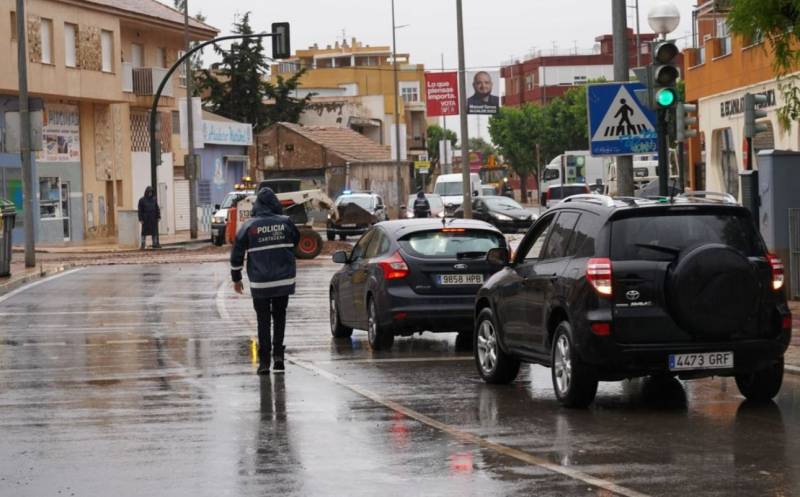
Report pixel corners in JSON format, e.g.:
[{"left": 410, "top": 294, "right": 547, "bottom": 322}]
[{"left": 667, "top": 243, "right": 759, "bottom": 337}]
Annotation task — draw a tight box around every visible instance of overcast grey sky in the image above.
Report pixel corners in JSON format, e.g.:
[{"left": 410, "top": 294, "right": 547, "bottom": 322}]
[{"left": 183, "top": 0, "right": 696, "bottom": 70}]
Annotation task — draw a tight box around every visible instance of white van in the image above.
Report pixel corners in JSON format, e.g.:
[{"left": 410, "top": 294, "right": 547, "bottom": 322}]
[
  {"left": 433, "top": 173, "right": 482, "bottom": 209},
  {"left": 541, "top": 151, "right": 608, "bottom": 200}
]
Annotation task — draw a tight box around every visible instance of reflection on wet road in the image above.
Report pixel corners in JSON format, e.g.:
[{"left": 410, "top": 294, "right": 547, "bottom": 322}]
[{"left": 0, "top": 262, "right": 798, "bottom": 496}]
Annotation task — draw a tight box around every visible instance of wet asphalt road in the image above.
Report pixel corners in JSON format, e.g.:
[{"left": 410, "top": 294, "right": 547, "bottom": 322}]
[{"left": 1, "top": 261, "right": 799, "bottom": 497}]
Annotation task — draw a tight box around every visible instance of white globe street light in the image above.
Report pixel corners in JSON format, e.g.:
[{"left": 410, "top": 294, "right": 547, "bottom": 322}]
[{"left": 648, "top": 1, "right": 680, "bottom": 37}]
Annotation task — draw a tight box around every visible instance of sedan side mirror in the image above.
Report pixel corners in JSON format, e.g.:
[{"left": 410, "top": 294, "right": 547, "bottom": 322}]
[
  {"left": 214, "top": 204, "right": 221, "bottom": 211},
  {"left": 486, "top": 247, "right": 510, "bottom": 267},
  {"left": 332, "top": 251, "right": 349, "bottom": 264}
]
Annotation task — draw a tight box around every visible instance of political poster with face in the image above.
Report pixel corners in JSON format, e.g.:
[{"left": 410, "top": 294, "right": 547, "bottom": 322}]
[{"left": 466, "top": 70, "right": 501, "bottom": 115}]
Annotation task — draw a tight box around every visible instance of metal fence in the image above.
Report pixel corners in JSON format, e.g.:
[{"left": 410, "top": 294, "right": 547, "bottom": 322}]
[{"left": 790, "top": 209, "right": 800, "bottom": 299}]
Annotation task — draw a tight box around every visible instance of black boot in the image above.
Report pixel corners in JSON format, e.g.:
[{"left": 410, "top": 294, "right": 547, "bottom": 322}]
[
  {"left": 140, "top": 236, "right": 146, "bottom": 250},
  {"left": 272, "top": 346, "right": 286, "bottom": 373},
  {"left": 257, "top": 347, "right": 270, "bottom": 375}
]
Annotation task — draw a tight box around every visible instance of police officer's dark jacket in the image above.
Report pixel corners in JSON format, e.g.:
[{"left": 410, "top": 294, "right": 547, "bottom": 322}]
[{"left": 230, "top": 188, "right": 300, "bottom": 299}]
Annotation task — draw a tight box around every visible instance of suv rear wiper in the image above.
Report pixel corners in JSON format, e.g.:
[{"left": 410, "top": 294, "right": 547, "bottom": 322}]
[
  {"left": 635, "top": 243, "right": 681, "bottom": 256},
  {"left": 457, "top": 251, "right": 486, "bottom": 259}
]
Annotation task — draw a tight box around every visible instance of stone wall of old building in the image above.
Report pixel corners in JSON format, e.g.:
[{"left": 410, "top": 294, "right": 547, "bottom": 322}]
[
  {"left": 78, "top": 25, "right": 102, "bottom": 71},
  {"left": 27, "top": 16, "right": 41, "bottom": 63}
]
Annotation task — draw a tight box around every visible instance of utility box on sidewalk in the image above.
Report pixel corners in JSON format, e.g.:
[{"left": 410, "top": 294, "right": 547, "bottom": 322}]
[
  {"left": 0, "top": 199, "right": 16, "bottom": 277},
  {"left": 118, "top": 210, "right": 140, "bottom": 249},
  {"left": 757, "top": 150, "right": 800, "bottom": 299}
]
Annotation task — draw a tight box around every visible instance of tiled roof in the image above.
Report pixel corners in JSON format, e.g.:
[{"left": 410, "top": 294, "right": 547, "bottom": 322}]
[
  {"left": 82, "top": 0, "right": 218, "bottom": 34},
  {"left": 281, "top": 122, "right": 391, "bottom": 162}
]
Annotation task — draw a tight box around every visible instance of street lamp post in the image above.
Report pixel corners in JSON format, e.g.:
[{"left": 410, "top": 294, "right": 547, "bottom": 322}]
[
  {"left": 391, "top": 0, "right": 403, "bottom": 217},
  {"left": 456, "top": 0, "right": 472, "bottom": 218},
  {"left": 148, "top": 33, "right": 282, "bottom": 203}
]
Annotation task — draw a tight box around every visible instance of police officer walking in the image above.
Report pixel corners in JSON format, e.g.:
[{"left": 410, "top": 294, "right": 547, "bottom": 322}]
[
  {"left": 412, "top": 189, "right": 431, "bottom": 218},
  {"left": 231, "top": 187, "right": 299, "bottom": 375}
]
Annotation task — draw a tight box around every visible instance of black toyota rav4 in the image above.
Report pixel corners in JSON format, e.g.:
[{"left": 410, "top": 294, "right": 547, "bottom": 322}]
[{"left": 475, "top": 193, "right": 792, "bottom": 408}]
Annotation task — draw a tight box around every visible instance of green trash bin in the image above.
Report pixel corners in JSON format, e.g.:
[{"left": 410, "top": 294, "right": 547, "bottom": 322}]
[{"left": 0, "top": 199, "right": 16, "bottom": 277}]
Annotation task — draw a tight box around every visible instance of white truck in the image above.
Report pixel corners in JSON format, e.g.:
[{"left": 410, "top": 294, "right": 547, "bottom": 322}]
[
  {"left": 433, "top": 173, "right": 482, "bottom": 212},
  {"left": 604, "top": 152, "right": 678, "bottom": 196},
  {"left": 541, "top": 151, "right": 609, "bottom": 201}
]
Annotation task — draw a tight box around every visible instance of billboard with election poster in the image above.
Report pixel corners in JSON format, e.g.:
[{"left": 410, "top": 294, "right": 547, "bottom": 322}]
[
  {"left": 466, "top": 70, "right": 501, "bottom": 115},
  {"left": 424, "top": 72, "right": 459, "bottom": 117}
]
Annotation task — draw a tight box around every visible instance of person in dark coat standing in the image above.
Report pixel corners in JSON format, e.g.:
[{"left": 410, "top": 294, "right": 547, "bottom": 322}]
[
  {"left": 412, "top": 190, "right": 431, "bottom": 218},
  {"left": 137, "top": 186, "right": 161, "bottom": 249},
  {"left": 231, "top": 187, "right": 300, "bottom": 375}
]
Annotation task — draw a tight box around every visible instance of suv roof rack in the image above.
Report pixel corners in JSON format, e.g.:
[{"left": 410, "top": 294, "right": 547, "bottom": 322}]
[
  {"left": 560, "top": 194, "right": 616, "bottom": 207},
  {"left": 676, "top": 191, "right": 738, "bottom": 205}
]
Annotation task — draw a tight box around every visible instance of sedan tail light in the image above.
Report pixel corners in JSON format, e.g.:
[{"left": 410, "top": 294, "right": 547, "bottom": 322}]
[
  {"left": 586, "top": 258, "right": 613, "bottom": 297},
  {"left": 378, "top": 251, "right": 409, "bottom": 280},
  {"left": 767, "top": 253, "right": 784, "bottom": 290}
]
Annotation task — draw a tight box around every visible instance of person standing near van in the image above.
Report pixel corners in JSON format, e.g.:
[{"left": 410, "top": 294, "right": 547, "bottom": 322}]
[{"left": 231, "top": 187, "right": 300, "bottom": 375}]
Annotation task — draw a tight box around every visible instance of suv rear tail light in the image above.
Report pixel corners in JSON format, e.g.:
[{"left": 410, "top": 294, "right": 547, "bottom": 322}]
[
  {"left": 767, "top": 253, "right": 784, "bottom": 290},
  {"left": 590, "top": 322, "right": 611, "bottom": 336},
  {"left": 586, "top": 258, "right": 613, "bottom": 296},
  {"left": 782, "top": 314, "right": 792, "bottom": 331},
  {"left": 378, "top": 251, "right": 409, "bottom": 280}
]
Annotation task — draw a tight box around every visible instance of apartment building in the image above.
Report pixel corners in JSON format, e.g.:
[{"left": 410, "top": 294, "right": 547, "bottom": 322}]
[
  {"left": 270, "top": 37, "right": 429, "bottom": 162},
  {"left": 501, "top": 29, "right": 659, "bottom": 107},
  {"left": 683, "top": 0, "right": 800, "bottom": 196},
  {"left": 0, "top": 0, "right": 217, "bottom": 243}
]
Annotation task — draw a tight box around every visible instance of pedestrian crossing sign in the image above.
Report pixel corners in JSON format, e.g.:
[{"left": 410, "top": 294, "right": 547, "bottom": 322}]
[{"left": 587, "top": 82, "right": 658, "bottom": 156}]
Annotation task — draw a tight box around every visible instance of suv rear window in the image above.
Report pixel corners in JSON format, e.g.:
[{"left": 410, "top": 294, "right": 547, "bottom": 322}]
[
  {"left": 611, "top": 212, "right": 762, "bottom": 261},
  {"left": 400, "top": 229, "right": 503, "bottom": 258}
]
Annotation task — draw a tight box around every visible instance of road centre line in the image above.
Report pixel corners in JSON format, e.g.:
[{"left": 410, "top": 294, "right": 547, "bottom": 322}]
[
  {"left": 220, "top": 280, "right": 650, "bottom": 495},
  {"left": 286, "top": 353, "right": 651, "bottom": 497}
]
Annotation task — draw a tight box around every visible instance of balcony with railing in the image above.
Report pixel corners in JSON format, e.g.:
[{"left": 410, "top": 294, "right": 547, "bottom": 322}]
[{"left": 121, "top": 67, "right": 173, "bottom": 98}]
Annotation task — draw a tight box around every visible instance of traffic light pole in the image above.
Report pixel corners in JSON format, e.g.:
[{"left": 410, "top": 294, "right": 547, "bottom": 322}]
[{"left": 657, "top": 109, "right": 669, "bottom": 196}]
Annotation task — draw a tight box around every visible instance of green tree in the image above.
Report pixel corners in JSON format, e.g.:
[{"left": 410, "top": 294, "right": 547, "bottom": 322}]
[
  {"left": 196, "top": 13, "right": 312, "bottom": 131},
  {"left": 489, "top": 105, "right": 541, "bottom": 200},
  {"left": 728, "top": 0, "right": 800, "bottom": 128},
  {"left": 489, "top": 85, "right": 590, "bottom": 201},
  {"left": 426, "top": 124, "right": 458, "bottom": 171}
]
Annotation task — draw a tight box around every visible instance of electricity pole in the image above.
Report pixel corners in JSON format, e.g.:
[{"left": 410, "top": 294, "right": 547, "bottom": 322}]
[
  {"left": 16, "top": 0, "right": 35, "bottom": 267},
  {"left": 391, "top": 0, "right": 403, "bottom": 216},
  {"left": 612, "top": 0, "right": 634, "bottom": 196},
  {"left": 184, "top": 0, "right": 198, "bottom": 239},
  {"left": 456, "top": 0, "right": 472, "bottom": 218},
  {"left": 441, "top": 53, "right": 449, "bottom": 174}
]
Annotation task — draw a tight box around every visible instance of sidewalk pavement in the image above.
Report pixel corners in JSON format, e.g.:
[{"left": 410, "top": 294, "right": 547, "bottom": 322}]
[{"left": 12, "top": 230, "right": 204, "bottom": 255}]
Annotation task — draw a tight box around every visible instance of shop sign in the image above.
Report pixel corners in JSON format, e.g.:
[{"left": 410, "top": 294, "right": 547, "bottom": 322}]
[
  {"left": 203, "top": 120, "right": 253, "bottom": 146},
  {"left": 39, "top": 104, "right": 80, "bottom": 162},
  {"left": 720, "top": 89, "right": 776, "bottom": 118}
]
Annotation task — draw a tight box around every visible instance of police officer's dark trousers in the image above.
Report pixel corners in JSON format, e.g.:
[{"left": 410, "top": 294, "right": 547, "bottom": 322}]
[{"left": 253, "top": 296, "right": 289, "bottom": 364}]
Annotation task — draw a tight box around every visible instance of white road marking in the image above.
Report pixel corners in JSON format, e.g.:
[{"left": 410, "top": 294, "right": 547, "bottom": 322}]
[
  {"left": 105, "top": 339, "right": 149, "bottom": 345},
  {"left": 287, "top": 354, "right": 650, "bottom": 497},
  {"left": 0, "top": 309, "right": 205, "bottom": 316},
  {"left": 0, "top": 268, "right": 84, "bottom": 304},
  {"left": 21, "top": 342, "right": 67, "bottom": 347},
  {"left": 314, "top": 356, "right": 473, "bottom": 365}
]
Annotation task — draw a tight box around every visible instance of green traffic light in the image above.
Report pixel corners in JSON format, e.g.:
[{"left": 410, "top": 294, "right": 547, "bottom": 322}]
[{"left": 656, "top": 88, "right": 676, "bottom": 107}]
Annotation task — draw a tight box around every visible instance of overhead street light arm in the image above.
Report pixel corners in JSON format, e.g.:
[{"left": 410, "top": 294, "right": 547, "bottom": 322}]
[{"left": 148, "top": 32, "right": 280, "bottom": 196}]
